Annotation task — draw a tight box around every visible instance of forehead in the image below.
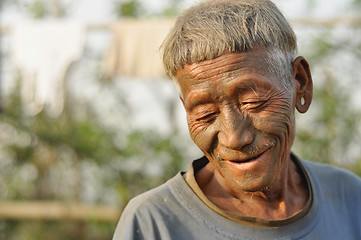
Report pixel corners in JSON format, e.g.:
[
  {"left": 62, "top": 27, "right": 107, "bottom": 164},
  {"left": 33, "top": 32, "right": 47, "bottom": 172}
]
[{"left": 175, "top": 49, "right": 278, "bottom": 98}]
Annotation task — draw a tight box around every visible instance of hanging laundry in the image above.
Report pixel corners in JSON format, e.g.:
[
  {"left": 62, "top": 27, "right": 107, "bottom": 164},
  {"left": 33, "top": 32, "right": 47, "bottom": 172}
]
[
  {"left": 104, "top": 19, "right": 174, "bottom": 79},
  {"left": 12, "top": 21, "right": 85, "bottom": 117}
]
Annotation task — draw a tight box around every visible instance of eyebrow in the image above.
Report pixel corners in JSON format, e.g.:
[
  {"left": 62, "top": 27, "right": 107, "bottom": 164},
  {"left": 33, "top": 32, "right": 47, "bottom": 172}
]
[
  {"left": 184, "top": 91, "right": 214, "bottom": 111},
  {"left": 228, "top": 78, "right": 262, "bottom": 96}
]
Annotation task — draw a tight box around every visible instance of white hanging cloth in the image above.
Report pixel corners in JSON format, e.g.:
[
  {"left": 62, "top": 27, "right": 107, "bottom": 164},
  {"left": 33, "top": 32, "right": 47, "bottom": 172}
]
[
  {"left": 12, "top": 21, "right": 85, "bottom": 117},
  {"left": 105, "top": 19, "right": 174, "bottom": 79}
]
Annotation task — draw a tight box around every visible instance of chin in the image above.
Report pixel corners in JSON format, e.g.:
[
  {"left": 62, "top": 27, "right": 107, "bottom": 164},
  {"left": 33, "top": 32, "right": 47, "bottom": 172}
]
[
  {"left": 230, "top": 171, "right": 276, "bottom": 192},
  {"left": 212, "top": 147, "right": 282, "bottom": 193}
]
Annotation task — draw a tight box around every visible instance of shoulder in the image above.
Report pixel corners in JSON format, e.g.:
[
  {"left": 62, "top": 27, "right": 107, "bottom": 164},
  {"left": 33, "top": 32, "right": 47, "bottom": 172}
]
[
  {"left": 122, "top": 173, "right": 184, "bottom": 217},
  {"left": 113, "top": 173, "right": 187, "bottom": 239},
  {"left": 301, "top": 159, "right": 361, "bottom": 194},
  {"left": 301, "top": 159, "right": 361, "bottom": 182}
]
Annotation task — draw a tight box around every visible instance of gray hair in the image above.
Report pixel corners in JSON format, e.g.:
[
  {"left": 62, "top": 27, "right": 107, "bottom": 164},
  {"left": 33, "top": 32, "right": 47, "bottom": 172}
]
[{"left": 161, "top": 0, "right": 297, "bottom": 89}]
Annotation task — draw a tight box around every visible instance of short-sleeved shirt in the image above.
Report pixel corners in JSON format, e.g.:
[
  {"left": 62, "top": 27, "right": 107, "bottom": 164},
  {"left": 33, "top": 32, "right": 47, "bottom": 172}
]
[{"left": 113, "top": 155, "right": 361, "bottom": 239}]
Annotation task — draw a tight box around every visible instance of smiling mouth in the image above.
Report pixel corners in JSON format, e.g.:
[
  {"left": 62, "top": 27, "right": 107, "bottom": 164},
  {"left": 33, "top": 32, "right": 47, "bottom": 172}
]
[{"left": 229, "top": 149, "right": 268, "bottom": 164}]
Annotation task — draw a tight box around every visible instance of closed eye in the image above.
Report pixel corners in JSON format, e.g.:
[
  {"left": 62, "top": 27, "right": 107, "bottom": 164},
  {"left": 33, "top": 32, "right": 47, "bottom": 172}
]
[
  {"left": 197, "top": 112, "right": 218, "bottom": 122},
  {"left": 242, "top": 101, "right": 266, "bottom": 110}
]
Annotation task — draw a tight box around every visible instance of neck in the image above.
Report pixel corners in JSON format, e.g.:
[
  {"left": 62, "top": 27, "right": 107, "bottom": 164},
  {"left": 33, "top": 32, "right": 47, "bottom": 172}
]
[{"left": 196, "top": 155, "right": 309, "bottom": 220}]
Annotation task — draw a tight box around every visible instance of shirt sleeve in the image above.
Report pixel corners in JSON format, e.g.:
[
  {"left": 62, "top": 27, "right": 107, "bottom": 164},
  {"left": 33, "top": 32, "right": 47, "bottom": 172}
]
[{"left": 112, "top": 201, "right": 146, "bottom": 240}]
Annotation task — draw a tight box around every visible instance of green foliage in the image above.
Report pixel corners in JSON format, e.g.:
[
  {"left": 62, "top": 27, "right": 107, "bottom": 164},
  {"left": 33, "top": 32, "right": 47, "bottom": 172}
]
[
  {"left": 0, "top": 220, "right": 117, "bottom": 240},
  {"left": 24, "top": 0, "right": 46, "bottom": 19},
  {"left": 352, "top": 0, "right": 361, "bottom": 8},
  {"left": 113, "top": 0, "right": 182, "bottom": 18},
  {"left": 114, "top": 0, "right": 143, "bottom": 18},
  {"left": 0, "top": 79, "right": 187, "bottom": 238},
  {"left": 161, "top": 5, "right": 181, "bottom": 18},
  {"left": 295, "top": 75, "right": 361, "bottom": 166},
  {"left": 3, "top": 0, "right": 68, "bottom": 19},
  {"left": 293, "top": 26, "right": 361, "bottom": 174},
  {"left": 1, "top": 80, "right": 187, "bottom": 196}
]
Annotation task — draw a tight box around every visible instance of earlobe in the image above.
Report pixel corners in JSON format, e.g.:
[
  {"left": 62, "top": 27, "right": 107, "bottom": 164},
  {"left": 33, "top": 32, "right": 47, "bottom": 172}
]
[
  {"left": 296, "top": 96, "right": 308, "bottom": 113},
  {"left": 292, "top": 56, "right": 313, "bottom": 113}
]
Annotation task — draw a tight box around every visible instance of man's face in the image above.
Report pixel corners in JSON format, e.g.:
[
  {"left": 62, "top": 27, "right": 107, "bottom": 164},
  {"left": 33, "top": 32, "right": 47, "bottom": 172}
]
[{"left": 176, "top": 48, "right": 298, "bottom": 193}]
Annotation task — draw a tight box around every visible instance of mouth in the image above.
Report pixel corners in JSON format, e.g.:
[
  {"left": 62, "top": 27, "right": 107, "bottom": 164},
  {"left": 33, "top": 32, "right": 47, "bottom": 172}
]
[{"left": 228, "top": 148, "right": 269, "bottom": 164}]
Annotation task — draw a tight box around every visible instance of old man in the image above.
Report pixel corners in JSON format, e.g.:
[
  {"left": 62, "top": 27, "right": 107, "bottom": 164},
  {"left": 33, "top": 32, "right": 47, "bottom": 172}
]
[{"left": 114, "top": 0, "right": 361, "bottom": 239}]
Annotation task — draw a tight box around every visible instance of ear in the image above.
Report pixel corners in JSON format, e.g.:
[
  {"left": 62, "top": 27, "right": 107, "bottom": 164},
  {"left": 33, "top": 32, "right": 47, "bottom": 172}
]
[{"left": 292, "top": 56, "right": 313, "bottom": 113}]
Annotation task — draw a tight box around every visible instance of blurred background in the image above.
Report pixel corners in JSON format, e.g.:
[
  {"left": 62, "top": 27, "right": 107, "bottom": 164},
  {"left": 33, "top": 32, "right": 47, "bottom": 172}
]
[{"left": 0, "top": 0, "right": 360, "bottom": 239}]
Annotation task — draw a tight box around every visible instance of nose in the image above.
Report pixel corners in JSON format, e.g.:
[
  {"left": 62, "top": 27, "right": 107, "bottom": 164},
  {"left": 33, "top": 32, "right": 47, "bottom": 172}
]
[{"left": 217, "top": 108, "right": 254, "bottom": 150}]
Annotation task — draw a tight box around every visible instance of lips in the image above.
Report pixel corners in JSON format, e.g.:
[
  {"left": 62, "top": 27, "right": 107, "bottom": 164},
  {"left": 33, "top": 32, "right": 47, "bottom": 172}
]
[
  {"left": 226, "top": 148, "right": 269, "bottom": 164},
  {"left": 230, "top": 153, "right": 262, "bottom": 163}
]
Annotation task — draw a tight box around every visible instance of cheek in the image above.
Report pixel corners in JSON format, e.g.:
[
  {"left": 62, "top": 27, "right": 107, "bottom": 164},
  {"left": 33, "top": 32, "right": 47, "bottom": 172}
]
[
  {"left": 251, "top": 100, "right": 294, "bottom": 140},
  {"left": 187, "top": 117, "right": 217, "bottom": 152}
]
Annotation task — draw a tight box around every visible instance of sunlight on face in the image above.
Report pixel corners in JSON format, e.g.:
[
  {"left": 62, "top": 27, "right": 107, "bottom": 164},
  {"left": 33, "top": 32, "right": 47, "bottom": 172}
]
[{"left": 176, "top": 49, "right": 297, "bottom": 192}]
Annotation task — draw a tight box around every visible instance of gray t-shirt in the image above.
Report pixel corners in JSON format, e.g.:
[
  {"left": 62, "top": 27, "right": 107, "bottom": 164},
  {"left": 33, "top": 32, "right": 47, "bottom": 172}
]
[{"left": 113, "top": 158, "right": 361, "bottom": 239}]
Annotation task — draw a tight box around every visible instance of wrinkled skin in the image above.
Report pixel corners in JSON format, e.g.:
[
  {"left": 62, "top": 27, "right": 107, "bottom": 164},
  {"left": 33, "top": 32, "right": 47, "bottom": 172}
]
[{"left": 176, "top": 47, "right": 313, "bottom": 220}]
